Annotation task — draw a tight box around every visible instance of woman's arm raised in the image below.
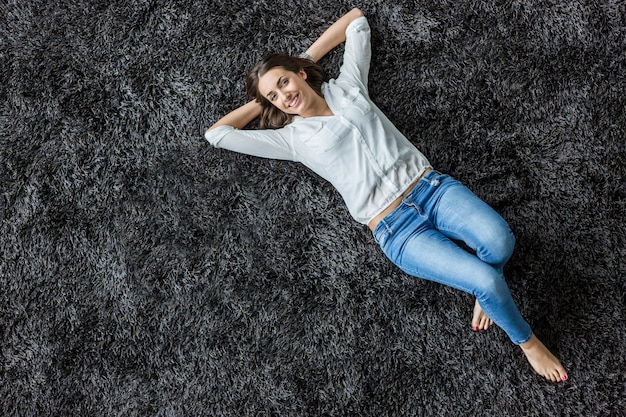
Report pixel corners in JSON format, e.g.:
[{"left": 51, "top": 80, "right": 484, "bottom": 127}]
[
  {"left": 205, "top": 99, "right": 261, "bottom": 133},
  {"left": 205, "top": 8, "right": 363, "bottom": 134},
  {"left": 303, "top": 8, "right": 364, "bottom": 63}
]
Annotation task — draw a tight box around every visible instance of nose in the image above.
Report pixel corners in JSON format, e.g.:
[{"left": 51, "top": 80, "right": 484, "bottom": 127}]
[{"left": 280, "top": 91, "right": 292, "bottom": 104}]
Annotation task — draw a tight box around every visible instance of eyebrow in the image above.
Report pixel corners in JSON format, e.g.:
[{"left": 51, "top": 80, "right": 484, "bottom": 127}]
[{"left": 265, "top": 75, "right": 286, "bottom": 99}]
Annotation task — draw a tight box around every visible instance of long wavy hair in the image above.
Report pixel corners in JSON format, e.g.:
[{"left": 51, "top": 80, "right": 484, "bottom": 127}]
[{"left": 246, "top": 54, "right": 325, "bottom": 129}]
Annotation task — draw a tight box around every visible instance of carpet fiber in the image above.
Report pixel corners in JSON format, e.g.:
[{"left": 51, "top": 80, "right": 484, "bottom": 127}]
[{"left": 1, "top": 1, "right": 625, "bottom": 416}]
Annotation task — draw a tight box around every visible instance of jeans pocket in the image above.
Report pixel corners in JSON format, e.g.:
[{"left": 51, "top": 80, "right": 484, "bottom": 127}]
[{"left": 373, "top": 220, "right": 392, "bottom": 247}]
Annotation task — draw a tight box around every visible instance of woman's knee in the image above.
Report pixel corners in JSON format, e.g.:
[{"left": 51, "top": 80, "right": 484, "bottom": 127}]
[
  {"left": 494, "top": 228, "right": 515, "bottom": 263},
  {"left": 477, "top": 225, "right": 515, "bottom": 267},
  {"left": 473, "top": 269, "right": 510, "bottom": 303}
]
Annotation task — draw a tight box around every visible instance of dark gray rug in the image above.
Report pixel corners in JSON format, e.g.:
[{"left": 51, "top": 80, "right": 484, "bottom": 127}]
[{"left": 2, "top": 1, "right": 625, "bottom": 416}]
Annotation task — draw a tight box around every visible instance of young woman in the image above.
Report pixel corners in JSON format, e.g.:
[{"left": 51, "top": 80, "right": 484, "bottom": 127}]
[{"left": 205, "top": 8, "right": 568, "bottom": 382}]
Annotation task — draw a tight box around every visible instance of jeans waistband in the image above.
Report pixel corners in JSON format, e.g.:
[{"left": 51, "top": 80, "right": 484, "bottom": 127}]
[
  {"left": 402, "top": 169, "right": 442, "bottom": 201},
  {"left": 371, "top": 169, "right": 444, "bottom": 235}
]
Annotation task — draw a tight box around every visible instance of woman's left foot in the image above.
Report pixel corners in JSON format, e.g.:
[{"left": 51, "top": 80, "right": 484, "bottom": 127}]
[
  {"left": 472, "top": 299, "right": 493, "bottom": 331},
  {"left": 520, "top": 334, "right": 568, "bottom": 382}
]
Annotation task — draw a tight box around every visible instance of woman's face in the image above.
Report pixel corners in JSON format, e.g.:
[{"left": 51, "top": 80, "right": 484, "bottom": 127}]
[{"left": 257, "top": 67, "right": 317, "bottom": 116}]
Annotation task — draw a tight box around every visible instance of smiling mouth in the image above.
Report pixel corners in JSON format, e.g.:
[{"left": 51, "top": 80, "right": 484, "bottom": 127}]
[{"left": 288, "top": 94, "right": 300, "bottom": 109}]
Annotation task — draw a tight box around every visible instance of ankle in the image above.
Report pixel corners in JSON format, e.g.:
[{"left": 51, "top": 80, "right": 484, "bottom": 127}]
[{"left": 519, "top": 333, "right": 539, "bottom": 350}]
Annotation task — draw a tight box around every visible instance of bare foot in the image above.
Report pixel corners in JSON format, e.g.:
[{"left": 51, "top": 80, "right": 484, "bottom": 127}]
[
  {"left": 472, "top": 299, "right": 493, "bottom": 331},
  {"left": 520, "top": 334, "right": 568, "bottom": 382}
]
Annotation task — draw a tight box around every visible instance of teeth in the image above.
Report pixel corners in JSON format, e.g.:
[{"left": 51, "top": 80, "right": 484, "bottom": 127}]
[{"left": 289, "top": 95, "right": 298, "bottom": 107}]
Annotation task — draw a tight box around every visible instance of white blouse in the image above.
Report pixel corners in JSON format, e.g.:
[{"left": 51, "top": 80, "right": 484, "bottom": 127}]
[{"left": 205, "top": 16, "right": 431, "bottom": 225}]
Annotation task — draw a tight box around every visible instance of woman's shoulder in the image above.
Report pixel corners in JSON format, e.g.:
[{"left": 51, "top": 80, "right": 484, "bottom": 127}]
[
  {"left": 324, "top": 78, "right": 367, "bottom": 108},
  {"left": 325, "top": 78, "right": 359, "bottom": 94}
]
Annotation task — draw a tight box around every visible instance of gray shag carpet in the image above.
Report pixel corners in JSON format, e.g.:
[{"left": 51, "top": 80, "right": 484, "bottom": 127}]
[{"left": 1, "top": 1, "right": 625, "bottom": 416}]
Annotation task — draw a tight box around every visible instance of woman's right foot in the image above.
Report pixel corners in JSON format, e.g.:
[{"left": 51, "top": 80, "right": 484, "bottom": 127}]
[
  {"left": 520, "top": 334, "right": 568, "bottom": 382},
  {"left": 471, "top": 299, "right": 493, "bottom": 331}
]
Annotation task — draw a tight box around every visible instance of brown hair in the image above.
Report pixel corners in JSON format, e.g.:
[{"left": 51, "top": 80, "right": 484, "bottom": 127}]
[{"left": 246, "top": 54, "right": 325, "bottom": 129}]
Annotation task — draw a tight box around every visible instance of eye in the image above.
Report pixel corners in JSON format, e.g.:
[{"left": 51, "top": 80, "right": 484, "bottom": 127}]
[
  {"left": 281, "top": 78, "right": 288, "bottom": 86},
  {"left": 269, "top": 93, "right": 277, "bottom": 101}
]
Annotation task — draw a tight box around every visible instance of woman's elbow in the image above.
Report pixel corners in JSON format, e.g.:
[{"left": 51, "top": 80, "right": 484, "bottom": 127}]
[
  {"left": 206, "top": 121, "right": 231, "bottom": 135},
  {"left": 204, "top": 124, "right": 230, "bottom": 143},
  {"left": 205, "top": 124, "right": 219, "bottom": 134},
  {"left": 204, "top": 127, "right": 215, "bottom": 141},
  {"left": 350, "top": 8, "right": 364, "bottom": 18}
]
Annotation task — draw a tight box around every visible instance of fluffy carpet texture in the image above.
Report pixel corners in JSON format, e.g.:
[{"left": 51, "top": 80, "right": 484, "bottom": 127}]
[{"left": 1, "top": 0, "right": 625, "bottom": 415}]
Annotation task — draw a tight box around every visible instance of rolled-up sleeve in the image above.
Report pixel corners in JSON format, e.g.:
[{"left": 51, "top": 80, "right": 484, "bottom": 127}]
[
  {"left": 337, "top": 16, "right": 372, "bottom": 93},
  {"left": 205, "top": 125, "right": 296, "bottom": 161}
]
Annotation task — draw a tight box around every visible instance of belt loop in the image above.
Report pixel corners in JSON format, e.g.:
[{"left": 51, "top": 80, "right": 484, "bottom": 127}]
[{"left": 424, "top": 169, "right": 440, "bottom": 187}]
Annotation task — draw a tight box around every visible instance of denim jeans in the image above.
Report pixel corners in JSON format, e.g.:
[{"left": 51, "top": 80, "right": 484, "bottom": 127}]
[{"left": 373, "top": 170, "right": 532, "bottom": 344}]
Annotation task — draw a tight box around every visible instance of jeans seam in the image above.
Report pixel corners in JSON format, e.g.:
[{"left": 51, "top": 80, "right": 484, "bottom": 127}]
[{"left": 382, "top": 219, "right": 393, "bottom": 236}]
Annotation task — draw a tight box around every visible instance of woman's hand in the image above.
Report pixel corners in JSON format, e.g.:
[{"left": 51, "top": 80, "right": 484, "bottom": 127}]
[{"left": 303, "top": 8, "right": 364, "bottom": 63}]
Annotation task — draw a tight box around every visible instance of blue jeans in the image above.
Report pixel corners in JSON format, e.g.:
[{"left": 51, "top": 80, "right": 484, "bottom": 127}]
[{"left": 373, "top": 171, "right": 532, "bottom": 344}]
